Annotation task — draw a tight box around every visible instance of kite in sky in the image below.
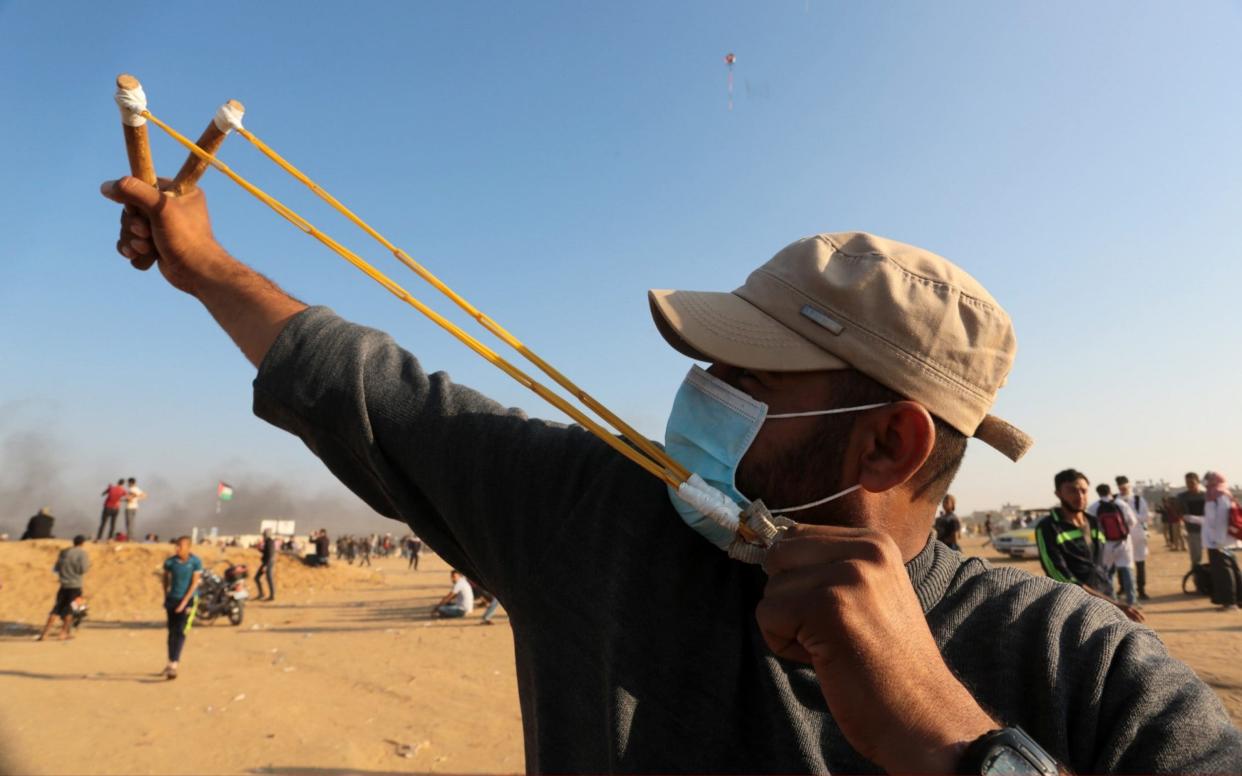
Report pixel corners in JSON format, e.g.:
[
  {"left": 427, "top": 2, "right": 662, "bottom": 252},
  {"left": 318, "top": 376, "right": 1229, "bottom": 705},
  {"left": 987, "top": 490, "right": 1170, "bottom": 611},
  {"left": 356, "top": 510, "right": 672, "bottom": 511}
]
[{"left": 724, "top": 52, "right": 736, "bottom": 111}]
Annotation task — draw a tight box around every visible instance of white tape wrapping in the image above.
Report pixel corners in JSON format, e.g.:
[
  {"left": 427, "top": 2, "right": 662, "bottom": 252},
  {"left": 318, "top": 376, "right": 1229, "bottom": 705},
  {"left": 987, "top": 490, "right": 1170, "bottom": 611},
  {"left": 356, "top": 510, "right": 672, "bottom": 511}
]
[
  {"left": 213, "top": 102, "right": 245, "bottom": 134},
  {"left": 114, "top": 85, "right": 148, "bottom": 127},
  {"left": 727, "top": 540, "right": 767, "bottom": 565},
  {"left": 676, "top": 473, "right": 741, "bottom": 532}
]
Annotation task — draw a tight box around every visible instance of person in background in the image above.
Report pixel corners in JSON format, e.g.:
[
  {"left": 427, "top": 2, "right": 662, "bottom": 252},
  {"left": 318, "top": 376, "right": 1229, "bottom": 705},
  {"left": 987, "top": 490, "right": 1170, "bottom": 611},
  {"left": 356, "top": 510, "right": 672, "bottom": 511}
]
[
  {"left": 1088, "top": 483, "right": 1138, "bottom": 607},
  {"left": 1037, "top": 470, "right": 1142, "bottom": 622},
  {"left": 97, "top": 479, "right": 127, "bottom": 541},
  {"left": 934, "top": 494, "right": 962, "bottom": 551},
  {"left": 162, "top": 536, "right": 203, "bottom": 679},
  {"left": 982, "top": 514, "right": 994, "bottom": 547},
  {"left": 1179, "top": 472, "right": 1207, "bottom": 570},
  {"left": 123, "top": 477, "right": 147, "bottom": 540},
  {"left": 407, "top": 533, "right": 422, "bottom": 570},
  {"left": 1203, "top": 471, "right": 1242, "bottom": 611},
  {"left": 255, "top": 528, "right": 277, "bottom": 601},
  {"left": 435, "top": 569, "right": 474, "bottom": 618},
  {"left": 38, "top": 535, "right": 90, "bottom": 641},
  {"left": 1115, "top": 476, "right": 1150, "bottom": 601},
  {"left": 314, "top": 528, "right": 331, "bottom": 566},
  {"left": 1161, "top": 496, "right": 1186, "bottom": 552},
  {"left": 21, "top": 507, "right": 54, "bottom": 540},
  {"left": 476, "top": 583, "right": 501, "bottom": 625}
]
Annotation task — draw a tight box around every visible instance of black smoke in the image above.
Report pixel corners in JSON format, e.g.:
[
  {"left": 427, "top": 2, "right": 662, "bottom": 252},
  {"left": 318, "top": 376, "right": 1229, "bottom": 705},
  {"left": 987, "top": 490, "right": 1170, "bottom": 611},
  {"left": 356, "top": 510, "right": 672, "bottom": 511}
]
[{"left": 0, "top": 405, "right": 402, "bottom": 540}]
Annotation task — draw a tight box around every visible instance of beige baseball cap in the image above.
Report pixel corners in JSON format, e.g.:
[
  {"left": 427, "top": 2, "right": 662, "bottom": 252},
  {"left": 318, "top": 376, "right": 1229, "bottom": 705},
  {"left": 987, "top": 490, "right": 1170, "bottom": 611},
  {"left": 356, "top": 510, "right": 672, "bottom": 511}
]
[{"left": 649, "top": 232, "right": 1032, "bottom": 462}]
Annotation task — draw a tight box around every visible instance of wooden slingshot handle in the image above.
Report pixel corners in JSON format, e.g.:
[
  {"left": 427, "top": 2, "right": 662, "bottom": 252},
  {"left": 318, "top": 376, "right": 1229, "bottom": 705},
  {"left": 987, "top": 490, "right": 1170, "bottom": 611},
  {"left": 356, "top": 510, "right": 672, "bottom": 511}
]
[
  {"left": 171, "top": 99, "right": 245, "bottom": 195},
  {"left": 115, "top": 74, "right": 157, "bottom": 187}
]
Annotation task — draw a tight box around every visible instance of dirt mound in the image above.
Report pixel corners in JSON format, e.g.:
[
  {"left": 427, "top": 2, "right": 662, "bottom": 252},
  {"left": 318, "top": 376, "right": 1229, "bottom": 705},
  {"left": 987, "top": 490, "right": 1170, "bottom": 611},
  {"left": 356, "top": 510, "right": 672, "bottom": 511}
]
[{"left": 0, "top": 540, "right": 385, "bottom": 626}]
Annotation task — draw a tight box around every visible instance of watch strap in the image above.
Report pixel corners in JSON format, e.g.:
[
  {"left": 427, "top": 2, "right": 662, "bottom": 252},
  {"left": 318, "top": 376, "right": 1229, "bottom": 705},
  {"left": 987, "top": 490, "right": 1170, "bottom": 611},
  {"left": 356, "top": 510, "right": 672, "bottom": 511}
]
[{"left": 957, "top": 727, "right": 1058, "bottom": 776}]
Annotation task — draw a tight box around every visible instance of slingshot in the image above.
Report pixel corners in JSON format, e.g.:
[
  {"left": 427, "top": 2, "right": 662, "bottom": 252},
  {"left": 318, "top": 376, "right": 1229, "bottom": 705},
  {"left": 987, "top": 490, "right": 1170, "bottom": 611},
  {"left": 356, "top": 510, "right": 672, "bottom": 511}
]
[{"left": 112, "top": 74, "right": 784, "bottom": 562}]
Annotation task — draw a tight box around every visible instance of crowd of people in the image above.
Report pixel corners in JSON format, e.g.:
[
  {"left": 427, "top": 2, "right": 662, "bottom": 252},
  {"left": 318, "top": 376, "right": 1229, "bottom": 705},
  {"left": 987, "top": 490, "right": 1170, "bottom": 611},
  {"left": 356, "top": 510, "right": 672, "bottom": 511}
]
[
  {"left": 332, "top": 532, "right": 421, "bottom": 567},
  {"left": 1022, "top": 469, "right": 1241, "bottom": 619},
  {"left": 930, "top": 470, "right": 1242, "bottom": 619},
  {"left": 18, "top": 520, "right": 486, "bottom": 677},
  {"left": 19, "top": 467, "right": 1241, "bottom": 659},
  {"left": 1167, "top": 471, "right": 1242, "bottom": 609}
]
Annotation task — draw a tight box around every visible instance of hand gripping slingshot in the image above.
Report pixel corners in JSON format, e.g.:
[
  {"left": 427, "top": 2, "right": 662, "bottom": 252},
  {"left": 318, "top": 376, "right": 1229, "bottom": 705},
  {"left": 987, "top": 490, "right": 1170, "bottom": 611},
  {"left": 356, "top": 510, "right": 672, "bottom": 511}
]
[{"left": 113, "top": 74, "right": 790, "bottom": 564}]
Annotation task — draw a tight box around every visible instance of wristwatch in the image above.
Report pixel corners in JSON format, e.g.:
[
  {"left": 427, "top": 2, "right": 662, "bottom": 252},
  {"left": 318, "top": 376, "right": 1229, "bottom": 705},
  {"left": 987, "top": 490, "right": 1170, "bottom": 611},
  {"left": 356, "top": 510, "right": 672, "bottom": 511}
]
[{"left": 957, "top": 727, "right": 1058, "bottom": 775}]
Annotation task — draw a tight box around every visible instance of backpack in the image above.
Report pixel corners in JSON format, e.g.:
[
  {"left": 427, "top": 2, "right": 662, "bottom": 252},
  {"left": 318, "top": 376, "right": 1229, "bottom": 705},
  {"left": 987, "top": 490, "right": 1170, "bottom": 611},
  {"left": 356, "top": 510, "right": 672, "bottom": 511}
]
[
  {"left": 1228, "top": 499, "right": 1242, "bottom": 541},
  {"left": 1097, "top": 499, "right": 1130, "bottom": 542},
  {"left": 1183, "top": 563, "right": 1214, "bottom": 597}
]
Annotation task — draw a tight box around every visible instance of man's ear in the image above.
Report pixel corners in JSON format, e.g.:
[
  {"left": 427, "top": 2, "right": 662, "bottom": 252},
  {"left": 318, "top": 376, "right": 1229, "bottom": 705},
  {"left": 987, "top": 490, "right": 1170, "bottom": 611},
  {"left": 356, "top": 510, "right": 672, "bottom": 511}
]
[{"left": 854, "top": 401, "right": 935, "bottom": 494}]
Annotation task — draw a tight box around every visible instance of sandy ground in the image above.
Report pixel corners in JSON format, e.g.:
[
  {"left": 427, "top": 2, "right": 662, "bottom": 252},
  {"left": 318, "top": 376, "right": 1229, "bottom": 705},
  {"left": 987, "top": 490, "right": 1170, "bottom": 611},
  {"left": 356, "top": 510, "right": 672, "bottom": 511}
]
[
  {"left": 0, "top": 531, "right": 1239, "bottom": 774},
  {"left": 0, "top": 542, "right": 522, "bottom": 775}
]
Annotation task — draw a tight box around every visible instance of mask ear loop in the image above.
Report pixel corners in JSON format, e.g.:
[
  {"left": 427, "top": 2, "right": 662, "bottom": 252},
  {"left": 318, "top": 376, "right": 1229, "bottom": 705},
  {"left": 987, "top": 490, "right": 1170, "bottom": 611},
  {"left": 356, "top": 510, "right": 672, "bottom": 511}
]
[
  {"left": 766, "top": 401, "right": 889, "bottom": 419},
  {"left": 760, "top": 401, "right": 889, "bottom": 515},
  {"left": 768, "top": 484, "right": 862, "bottom": 515}
]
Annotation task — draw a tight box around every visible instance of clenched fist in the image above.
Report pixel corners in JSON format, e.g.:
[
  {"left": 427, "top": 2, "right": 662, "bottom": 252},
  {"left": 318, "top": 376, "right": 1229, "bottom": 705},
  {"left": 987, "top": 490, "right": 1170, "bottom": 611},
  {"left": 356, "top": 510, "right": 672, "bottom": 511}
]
[{"left": 758, "top": 525, "right": 997, "bottom": 773}]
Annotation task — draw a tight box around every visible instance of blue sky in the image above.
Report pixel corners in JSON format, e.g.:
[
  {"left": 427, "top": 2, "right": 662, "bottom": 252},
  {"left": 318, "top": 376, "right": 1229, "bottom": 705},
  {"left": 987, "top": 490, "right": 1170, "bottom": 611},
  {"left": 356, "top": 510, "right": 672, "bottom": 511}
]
[{"left": 2, "top": 1, "right": 1240, "bottom": 532}]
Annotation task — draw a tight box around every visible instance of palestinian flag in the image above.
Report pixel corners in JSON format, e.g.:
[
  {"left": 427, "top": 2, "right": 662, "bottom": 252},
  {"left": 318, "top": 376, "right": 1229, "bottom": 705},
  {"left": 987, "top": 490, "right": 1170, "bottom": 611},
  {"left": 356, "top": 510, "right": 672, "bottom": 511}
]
[{"left": 217, "top": 482, "right": 235, "bottom": 502}]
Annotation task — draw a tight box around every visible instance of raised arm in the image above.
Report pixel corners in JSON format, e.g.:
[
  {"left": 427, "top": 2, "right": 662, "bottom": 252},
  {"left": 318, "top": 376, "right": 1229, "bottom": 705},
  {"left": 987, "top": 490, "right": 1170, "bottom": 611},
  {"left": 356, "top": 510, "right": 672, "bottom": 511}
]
[
  {"left": 100, "top": 175, "right": 631, "bottom": 606},
  {"left": 99, "top": 177, "right": 305, "bottom": 367}
]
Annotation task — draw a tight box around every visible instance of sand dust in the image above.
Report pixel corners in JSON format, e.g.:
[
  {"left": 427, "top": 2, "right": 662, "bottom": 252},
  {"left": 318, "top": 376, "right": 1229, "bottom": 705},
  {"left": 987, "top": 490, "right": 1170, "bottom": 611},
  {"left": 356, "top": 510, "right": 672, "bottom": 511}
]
[{"left": 1, "top": 533, "right": 1238, "bottom": 774}]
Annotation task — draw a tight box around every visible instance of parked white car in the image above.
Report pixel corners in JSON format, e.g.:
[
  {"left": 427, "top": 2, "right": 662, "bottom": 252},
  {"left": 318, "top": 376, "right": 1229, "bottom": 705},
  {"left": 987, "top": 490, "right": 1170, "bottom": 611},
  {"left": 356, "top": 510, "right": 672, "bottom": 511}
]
[{"left": 993, "top": 528, "right": 1040, "bottom": 559}]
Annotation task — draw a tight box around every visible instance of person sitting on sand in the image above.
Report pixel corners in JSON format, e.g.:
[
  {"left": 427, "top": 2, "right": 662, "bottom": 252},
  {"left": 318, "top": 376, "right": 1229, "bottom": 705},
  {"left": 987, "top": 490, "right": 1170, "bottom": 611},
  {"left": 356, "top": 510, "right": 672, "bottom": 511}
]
[
  {"left": 435, "top": 570, "right": 473, "bottom": 618},
  {"left": 20, "top": 507, "right": 54, "bottom": 540},
  {"left": 474, "top": 583, "right": 500, "bottom": 625},
  {"left": 38, "top": 535, "right": 90, "bottom": 641}
]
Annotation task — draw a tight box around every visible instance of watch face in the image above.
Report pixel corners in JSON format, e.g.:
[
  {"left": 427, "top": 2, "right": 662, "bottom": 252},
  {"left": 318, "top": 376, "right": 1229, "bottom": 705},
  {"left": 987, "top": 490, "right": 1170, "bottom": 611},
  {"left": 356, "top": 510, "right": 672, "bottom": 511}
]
[{"left": 983, "top": 747, "right": 1043, "bottom": 775}]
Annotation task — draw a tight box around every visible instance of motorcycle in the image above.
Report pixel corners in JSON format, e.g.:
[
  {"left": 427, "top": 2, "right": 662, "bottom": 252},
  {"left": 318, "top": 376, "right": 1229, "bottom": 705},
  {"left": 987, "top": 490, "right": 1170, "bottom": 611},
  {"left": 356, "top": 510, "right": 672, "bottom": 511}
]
[{"left": 195, "top": 562, "right": 249, "bottom": 626}]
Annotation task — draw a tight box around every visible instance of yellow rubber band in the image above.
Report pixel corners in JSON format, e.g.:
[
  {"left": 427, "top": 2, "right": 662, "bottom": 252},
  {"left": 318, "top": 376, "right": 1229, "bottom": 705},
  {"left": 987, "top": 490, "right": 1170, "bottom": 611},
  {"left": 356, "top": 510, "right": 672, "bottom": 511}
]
[
  {"left": 234, "top": 126, "right": 690, "bottom": 484},
  {"left": 141, "top": 109, "right": 682, "bottom": 489}
]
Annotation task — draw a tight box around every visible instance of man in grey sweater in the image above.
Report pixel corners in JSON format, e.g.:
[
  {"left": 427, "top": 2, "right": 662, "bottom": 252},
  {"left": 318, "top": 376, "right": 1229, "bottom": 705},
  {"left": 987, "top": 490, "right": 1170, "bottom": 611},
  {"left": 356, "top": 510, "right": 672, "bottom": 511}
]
[
  {"left": 102, "top": 175, "right": 1242, "bottom": 773},
  {"left": 39, "top": 535, "right": 90, "bottom": 641}
]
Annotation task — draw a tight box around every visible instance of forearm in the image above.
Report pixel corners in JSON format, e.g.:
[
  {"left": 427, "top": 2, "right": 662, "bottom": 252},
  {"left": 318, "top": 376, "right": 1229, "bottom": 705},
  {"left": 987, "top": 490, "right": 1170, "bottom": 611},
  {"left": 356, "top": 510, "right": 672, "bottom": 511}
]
[
  {"left": 188, "top": 245, "right": 308, "bottom": 368},
  {"left": 180, "top": 581, "right": 200, "bottom": 608},
  {"left": 1079, "top": 584, "right": 1108, "bottom": 601}
]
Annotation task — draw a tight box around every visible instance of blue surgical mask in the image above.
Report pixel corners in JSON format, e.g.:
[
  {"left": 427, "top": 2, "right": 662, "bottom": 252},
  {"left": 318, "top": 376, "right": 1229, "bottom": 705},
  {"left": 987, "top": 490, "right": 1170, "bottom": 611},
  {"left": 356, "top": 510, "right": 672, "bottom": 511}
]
[{"left": 663, "top": 365, "right": 888, "bottom": 549}]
